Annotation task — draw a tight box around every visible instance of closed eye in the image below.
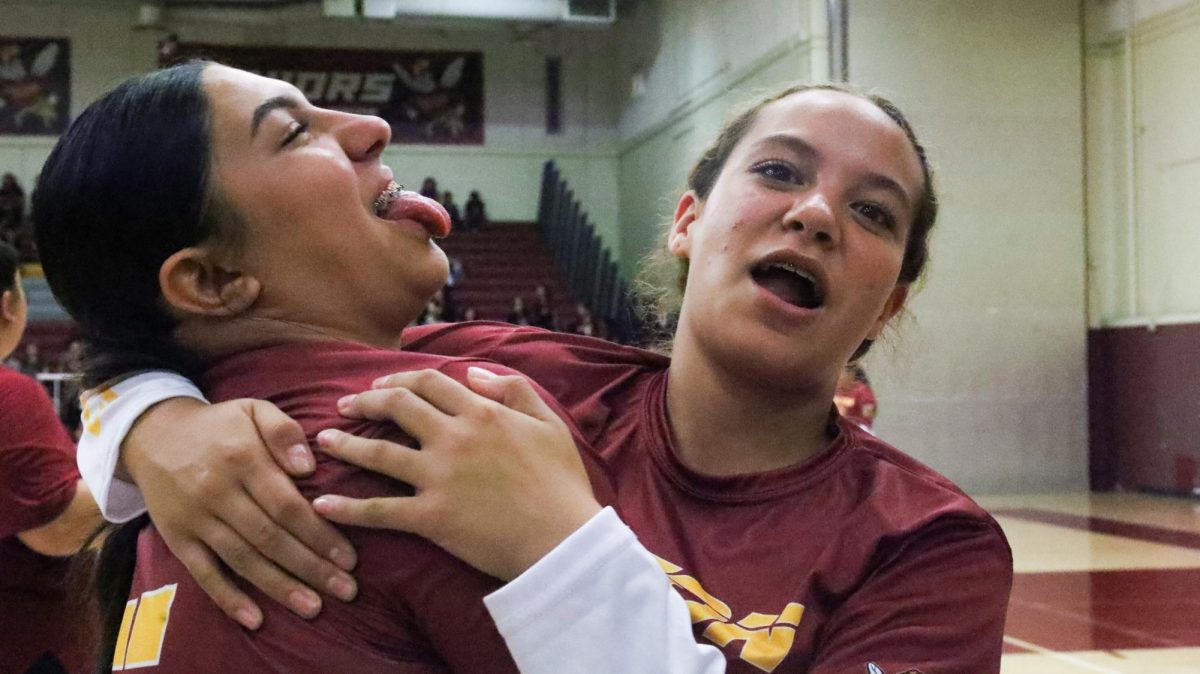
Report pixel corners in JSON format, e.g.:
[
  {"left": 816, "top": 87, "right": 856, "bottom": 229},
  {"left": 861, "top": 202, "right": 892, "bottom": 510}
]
[{"left": 281, "top": 120, "right": 310, "bottom": 148}]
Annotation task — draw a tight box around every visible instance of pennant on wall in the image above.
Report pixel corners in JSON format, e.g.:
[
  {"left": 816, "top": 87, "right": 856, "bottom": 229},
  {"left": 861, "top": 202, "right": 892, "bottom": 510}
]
[{"left": 0, "top": 37, "right": 71, "bottom": 135}]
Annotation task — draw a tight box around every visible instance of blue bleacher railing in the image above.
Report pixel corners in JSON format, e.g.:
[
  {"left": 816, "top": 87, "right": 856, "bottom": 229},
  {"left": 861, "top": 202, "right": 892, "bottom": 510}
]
[{"left": 537, "top": 161, "right": 640, "bottom": 343}]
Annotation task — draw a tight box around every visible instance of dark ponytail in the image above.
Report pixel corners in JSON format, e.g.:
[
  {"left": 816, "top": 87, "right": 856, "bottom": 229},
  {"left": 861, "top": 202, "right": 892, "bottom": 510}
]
[{"left": 92, "top": 516, "right": 149, "bottom": 674}]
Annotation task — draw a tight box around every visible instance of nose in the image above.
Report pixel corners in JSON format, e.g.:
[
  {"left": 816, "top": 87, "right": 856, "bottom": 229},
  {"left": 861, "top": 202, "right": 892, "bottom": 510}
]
[
  {"left": 333, "top": 112, "right": 391, "bottom": 162},
  {"left": 783, "top": 189, "right": 838, "bottom": 246}
]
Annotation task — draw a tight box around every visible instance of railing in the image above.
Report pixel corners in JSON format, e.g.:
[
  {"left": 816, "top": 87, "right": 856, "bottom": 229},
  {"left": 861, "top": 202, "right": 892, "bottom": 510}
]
[
  {"left": 537, "top": 161, "right": 640, "bottom": 343},
  {"left": 36, "top": 371, "right": 81, "bottom": 416}
]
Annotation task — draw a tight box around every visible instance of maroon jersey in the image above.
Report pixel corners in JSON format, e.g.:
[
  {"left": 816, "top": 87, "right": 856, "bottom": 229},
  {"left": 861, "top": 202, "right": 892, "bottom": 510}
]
[
  {"left": 404, "top": 322, "right": 1013, "bottom": 674},
  {"left": 0, "top": 366, "right": 90, "bottom": 674},
  {"left": 117, "top": 341, "right": 615, "bottom": 673},
  {"left": 834, "top": 380, "right": 877, "bottom": 429}
]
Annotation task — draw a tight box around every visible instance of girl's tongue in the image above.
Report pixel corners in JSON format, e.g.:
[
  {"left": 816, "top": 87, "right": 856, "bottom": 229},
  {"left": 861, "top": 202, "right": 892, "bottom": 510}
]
[{"left": 381, "top": 190, "right": 452, "bottom": 238}]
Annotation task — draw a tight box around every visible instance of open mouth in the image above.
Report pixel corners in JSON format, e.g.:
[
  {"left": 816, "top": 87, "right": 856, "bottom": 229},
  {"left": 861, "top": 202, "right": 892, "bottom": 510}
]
[
  {"left": 373, "top": 181, "right": 404, "bottom": 216},
  {"left": 751, "top": 261, "right": 825, "bottom": 310},
  {"left": 373, "top": 180, "right": 452, "bottom": 238}
]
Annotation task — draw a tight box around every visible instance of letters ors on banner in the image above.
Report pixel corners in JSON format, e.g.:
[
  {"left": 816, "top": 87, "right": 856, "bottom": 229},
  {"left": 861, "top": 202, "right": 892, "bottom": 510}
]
[{"left": 175, "top": 43, "right": 484, "bottom": 145}]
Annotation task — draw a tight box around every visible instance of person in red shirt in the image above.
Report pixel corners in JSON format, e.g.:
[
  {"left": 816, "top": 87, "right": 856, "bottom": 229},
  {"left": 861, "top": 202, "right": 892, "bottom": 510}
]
[
  {"left": 32, "top": 62, "right": 613, "bottom": 673},
  {"left": 0, "top": 242, "right": 100, "bottom": 674},
  {"left": 834, "top": 364, "right": 878, "bottom": 431},
  {"left": 70, "top": 84, "right": 1013, "bottom": 672}
]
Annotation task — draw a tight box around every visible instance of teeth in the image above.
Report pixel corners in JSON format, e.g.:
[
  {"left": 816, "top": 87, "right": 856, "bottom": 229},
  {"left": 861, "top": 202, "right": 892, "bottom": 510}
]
[
  {"left": 373, "top": 181, "right": 402, "bottom": 216},
  {"left": 766, "top": 262, "right": 816, "bottom": 284}
]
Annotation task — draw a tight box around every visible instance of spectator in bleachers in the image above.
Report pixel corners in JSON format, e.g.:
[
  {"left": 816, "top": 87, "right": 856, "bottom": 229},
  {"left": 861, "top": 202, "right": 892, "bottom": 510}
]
[
  {"left": 529, "top": 284, "right": 556, "bottom": 330},
  {"left": 441, "top": 191, "right": 463, "bottom": 232},
  {"left": 464, "top": 190, "right": 488, "bottom": 231},
  {"left": 419, "top": 176, "right": 439, "bottom": 200},
  {"left": 506, "top": 295, "right": 530, "bottom": 326},
  {"left": 0, "top": 241, "right": 100, "bottom": 673},
  {"left": 156, "top": 33, "right": 182, "bottom": 68},
  {"left": 0, "top": 172, "right": 25, "bottom": 231},
  {"left": 57, "top": 339, "right": 86, "bottom": 440},
  {"left": 16, "top": 340, "right": 45, "bottom": 375},
  {"left": 418, "top": 297, "right": 444, "bottom": 325},
  {"left": 565, "top": 301, "right": 596, "bottom": 337},
  {"left": 445, "top": 255, "right": 464, "bottom": 288}
]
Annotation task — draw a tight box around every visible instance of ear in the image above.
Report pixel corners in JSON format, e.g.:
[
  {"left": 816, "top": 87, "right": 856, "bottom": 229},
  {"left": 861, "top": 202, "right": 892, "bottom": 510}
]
[
  {"left": 865, "top": 284, "right": 908, "bottom": 341},
  {"left": 159, "top": 247, "right": 261, "bottom": 317},
  {"left": 667, "top": 191, "right": 701, "bottom": 260},
  {"left": 0, "top": 289, "right": 14, "bottom": 323}
]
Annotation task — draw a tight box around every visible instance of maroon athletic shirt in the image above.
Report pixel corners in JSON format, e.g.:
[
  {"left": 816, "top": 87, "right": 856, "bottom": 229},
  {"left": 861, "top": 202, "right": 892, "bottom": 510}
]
[
  {"left": 0, "top": 366, "right": 91, "bottom": 674},
  {"left": 404, "top": 322, "right": 1014, "bottom": 674},
  {"left": 116, "top": 341, "right": 615, "bottom": 672}
]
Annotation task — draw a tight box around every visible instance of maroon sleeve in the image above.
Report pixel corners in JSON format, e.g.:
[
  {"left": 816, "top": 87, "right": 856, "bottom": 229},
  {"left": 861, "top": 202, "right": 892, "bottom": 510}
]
[
  {"left": 405, "top": 322, "right": 665, "bottom": 445},
  {"left": 808, "top": 517, "right": 1013, "bottom": 674},
  {"left": 0, "top": 370, "right": 79, "bottom": 538}
]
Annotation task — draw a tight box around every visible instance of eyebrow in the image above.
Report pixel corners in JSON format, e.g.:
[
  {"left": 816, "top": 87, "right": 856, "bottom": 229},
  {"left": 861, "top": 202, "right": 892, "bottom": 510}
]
[
  {"left": 754, "top": 132, "right": 914, "bottom": 211},
  {"left": 250, "top": 96, "right": 300, "bottom": 139}
]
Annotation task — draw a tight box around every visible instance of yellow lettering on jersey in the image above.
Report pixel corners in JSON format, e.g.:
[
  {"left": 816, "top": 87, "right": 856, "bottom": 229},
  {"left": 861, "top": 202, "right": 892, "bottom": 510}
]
[
  {"left": 111, "top": 599, "right": 138, "bottom": 671},
  {"left": 656, "top": 555, "right": 805, "bottom": 674},
  {"left": 656, "top": 556, "right": 732, "bottom": 620},
  {"left": 81, "top": 387, "right": 118, "bottom": 436},
  {"left": 701, "top": 604, "right": 804, "bottom": 673},
  {"left": 113, "top": 584, "right": 177, "bottom": 670}
]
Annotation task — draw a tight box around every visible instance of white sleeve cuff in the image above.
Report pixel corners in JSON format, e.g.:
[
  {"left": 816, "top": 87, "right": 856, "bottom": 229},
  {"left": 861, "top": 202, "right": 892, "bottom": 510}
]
[
  {"left": 484, "top": 507, "right": 725, "bottom": 674},
  {"left": 77, "top": 372, "right": 208, "bottom": 523}
]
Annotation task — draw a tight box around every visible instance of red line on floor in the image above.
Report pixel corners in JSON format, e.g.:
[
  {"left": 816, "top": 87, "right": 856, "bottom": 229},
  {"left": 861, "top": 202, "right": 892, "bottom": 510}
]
[{"left": 1005, "top": 569, "right": 1200, "bottom": 652}]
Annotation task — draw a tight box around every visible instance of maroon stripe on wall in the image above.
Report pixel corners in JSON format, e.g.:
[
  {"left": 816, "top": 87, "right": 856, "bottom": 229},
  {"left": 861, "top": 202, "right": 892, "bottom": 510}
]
[
  {"left": 1088, "top": 323, "right": 1200, "bottom": 495},
  {"left": 991, "top": 508, "right": 1200, "bottom": 550}
]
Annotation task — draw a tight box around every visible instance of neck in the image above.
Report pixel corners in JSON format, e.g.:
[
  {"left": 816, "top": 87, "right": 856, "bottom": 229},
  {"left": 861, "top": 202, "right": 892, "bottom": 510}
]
[
  {"left": 174, "top": 314, "right": 406, "bottom": 365},
  {"left": 665, "top": 326, "right": 835, "bottom": 476}
]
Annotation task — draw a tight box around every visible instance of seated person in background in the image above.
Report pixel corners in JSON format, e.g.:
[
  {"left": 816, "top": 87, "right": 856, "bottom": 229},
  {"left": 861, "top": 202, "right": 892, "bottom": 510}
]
[
  {"left": 528, "top": 284, "right": 555, "bottom": 330},
  {"left": 834, "top": 364, "right": 878, "bottom": 432},
  {"left": 418, "top": 176, "right": 438, "bottom": 200},
  {"left": 505, "top": 295, "right": 530, "bottom": 326},
  {"left": 34, "top": 61, "right": 613, "bottom": 673},
  {"left": 0, "top": 241, "right": 101, "bottom": 674},
  {"left": 463, "top": 190, "right": 488, "bottom": 230},
  {"left": 444, "top": 255, "right": 464, "bottom": 287},
  {"left": 416, "top": 289, "right": 450, "bottom": 325},
  {"left": 17, "top": 340, "right": 45, "bottom": 375},
  {"left": 440, "top": 190, "right": 463, "bottom": 232},
  {"left": 565, "top": 301, "right": 596, "bottom": 337},
  {"left": 0, "top": 172, "right": 26, "bottom": 230}
]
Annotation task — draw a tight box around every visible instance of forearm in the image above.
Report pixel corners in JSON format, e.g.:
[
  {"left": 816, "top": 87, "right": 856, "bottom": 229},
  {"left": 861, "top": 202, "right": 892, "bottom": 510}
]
[
  {"left": 484, "top": 507, "right": 725, "bottom": 674},
  {"left": 77, "top": 371, "right": 208, "bottom": 521},
  {"left": 17, "top": 479, "right": 102, "bottom": 556}
]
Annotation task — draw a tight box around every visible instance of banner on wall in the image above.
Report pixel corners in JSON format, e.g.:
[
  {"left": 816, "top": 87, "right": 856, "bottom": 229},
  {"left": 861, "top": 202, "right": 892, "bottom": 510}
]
[
  {"left": 176, "top": 43, "right": 484, "bottom": 145},
  {"left": 0, "top": 37, "right": 71, "bottom": 135}
]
